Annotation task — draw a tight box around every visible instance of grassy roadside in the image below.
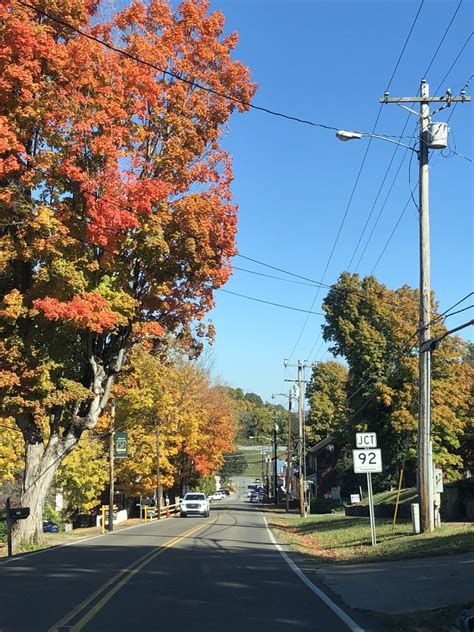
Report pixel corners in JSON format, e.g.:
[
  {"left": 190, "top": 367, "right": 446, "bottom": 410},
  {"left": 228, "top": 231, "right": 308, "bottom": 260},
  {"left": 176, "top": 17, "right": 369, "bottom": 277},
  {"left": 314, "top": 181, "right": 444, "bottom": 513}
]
[
  {"left": 269, "top": 513, "right": 474, "bottom": 565},
  {"left": 0, "top": 518, "right": 144, "bottom": 558}
]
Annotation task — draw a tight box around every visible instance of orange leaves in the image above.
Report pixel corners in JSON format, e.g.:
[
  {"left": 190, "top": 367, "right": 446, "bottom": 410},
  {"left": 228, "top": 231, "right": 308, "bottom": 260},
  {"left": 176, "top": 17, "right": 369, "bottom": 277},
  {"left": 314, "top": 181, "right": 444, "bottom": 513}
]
[{"left": 34, "top": 291, "right": 122, "bottom": 333}]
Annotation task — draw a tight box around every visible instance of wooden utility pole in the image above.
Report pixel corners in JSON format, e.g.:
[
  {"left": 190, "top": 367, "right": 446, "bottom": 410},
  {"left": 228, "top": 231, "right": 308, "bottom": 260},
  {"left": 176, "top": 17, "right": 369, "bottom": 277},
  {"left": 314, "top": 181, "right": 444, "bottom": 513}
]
[
  {"left": 6, "top": 497, "right": 13, "bottom": 557},
  {"left": 380, "top": 80, "right": 471, "bottom": 532},
  {"left": 272, "top": 423, "right": 278, "bottom": 505},
  {"left": 286, "top": 389, "right": 293, "bottom": 513},
  {"left": 156, "top": 426, "right": 161, "bottom": 520},
  {"left": 108, "top": 399, "right": 115, "bottom": 532},
  {"left": 285, "top": 360, "right": 310, "bottom": 518},
  {"left": 297, "top": 363, "right": 305, "bottom": 517}
]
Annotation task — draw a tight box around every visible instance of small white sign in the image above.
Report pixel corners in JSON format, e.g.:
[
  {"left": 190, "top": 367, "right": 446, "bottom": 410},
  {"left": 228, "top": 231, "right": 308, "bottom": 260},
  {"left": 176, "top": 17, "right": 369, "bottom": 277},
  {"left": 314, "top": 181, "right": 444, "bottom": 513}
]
[
  {"left": 353, "top": 448, "right": 382, "bottom": 473},
  {"left": 350, "top": 494, "right": 361, "bottom": 504},
  {"left": 434, "top": 468, "right": 444, "bottom": 493},
  {"left": 356, "top": 432, "right": 377, "bottom": 448}
]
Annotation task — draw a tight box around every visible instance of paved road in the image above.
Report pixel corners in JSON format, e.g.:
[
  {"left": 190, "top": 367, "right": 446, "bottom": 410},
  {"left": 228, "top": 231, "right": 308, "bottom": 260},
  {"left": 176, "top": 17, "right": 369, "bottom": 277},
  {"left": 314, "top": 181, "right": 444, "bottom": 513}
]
[{"left": 0, "top": 497, "right": 365, "bottom": 632}]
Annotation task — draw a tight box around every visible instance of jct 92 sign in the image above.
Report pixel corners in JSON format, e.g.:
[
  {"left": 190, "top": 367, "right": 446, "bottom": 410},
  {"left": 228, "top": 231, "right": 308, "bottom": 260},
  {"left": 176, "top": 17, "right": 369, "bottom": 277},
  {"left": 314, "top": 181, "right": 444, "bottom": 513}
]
[{"left": 353, "top": 448, "right": 382, "bottom": 473}]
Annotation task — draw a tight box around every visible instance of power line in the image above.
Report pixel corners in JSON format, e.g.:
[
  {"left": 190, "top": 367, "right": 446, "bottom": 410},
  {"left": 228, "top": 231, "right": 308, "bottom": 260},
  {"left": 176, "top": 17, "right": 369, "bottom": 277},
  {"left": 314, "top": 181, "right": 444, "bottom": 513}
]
[
  {"left": 423, "top": 0, "right": 464, "bottom": 79},
  {"left": 216, "top": 289, "right": 324, "bottom": 315},
  {"left": 289, "top": 0, "right": 426, "bottom": 364},
  {"left": 17, "top": 0, "right": 341, "bottom": 134},
  {"left": 443, "top": 147, "right": 473, "bottom": 163},
  {"left": 353, "top": 0, "right": 468, "bottom": 277},
  {"left": 233, "top": 266, "right": 321, "bottom": 288},
  {"left": 235, "top": 255, "right": 330, "bottom": 288},
  {"left": 0, "top": 424, "right": 23, "bottom": 433},
  {"left": 433, "top": 31, "right": 473, "bottom": 93}
]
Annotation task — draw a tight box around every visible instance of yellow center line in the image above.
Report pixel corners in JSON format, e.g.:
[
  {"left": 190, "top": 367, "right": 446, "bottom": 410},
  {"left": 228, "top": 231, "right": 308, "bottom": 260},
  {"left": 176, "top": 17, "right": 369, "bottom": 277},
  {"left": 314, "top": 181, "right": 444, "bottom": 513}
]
[{"left": 48, "top": 519, "right": 217, "bottom": 632}]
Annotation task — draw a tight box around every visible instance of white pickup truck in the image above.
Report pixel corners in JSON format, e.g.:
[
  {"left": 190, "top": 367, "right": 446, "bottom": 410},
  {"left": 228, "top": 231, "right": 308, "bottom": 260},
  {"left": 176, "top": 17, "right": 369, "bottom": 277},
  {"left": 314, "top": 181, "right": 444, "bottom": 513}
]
[{"left": 180, "top": 493, "right": 210, "bottom": 518}]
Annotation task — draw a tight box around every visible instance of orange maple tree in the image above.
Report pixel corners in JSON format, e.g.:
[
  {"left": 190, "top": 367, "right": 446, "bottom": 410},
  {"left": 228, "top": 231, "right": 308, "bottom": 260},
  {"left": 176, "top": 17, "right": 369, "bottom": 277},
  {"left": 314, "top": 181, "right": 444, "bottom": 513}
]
[{"left": 0, "top": 0, "right": 255, "bottom": 541}]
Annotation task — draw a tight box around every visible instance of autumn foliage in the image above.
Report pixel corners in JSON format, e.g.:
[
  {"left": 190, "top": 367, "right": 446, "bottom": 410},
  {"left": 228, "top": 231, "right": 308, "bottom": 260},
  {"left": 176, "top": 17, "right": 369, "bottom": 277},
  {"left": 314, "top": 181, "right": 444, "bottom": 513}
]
[
  {"left": 0, "top": 0, "right": 255, "bottom": 541},
  {"left": 309, "top": 273, "right": 473, "bottom": 487},
  {"left": 114, "top": 345, "right": 237, "bottom": 498}
]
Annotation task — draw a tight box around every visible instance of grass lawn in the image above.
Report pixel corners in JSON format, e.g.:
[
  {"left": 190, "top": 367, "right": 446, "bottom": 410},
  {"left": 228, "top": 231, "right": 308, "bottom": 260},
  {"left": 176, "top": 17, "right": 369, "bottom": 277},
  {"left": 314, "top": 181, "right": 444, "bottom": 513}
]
[
  {"left": 358, "top": 487, "right": 418, "bottom": 506},
  {"left": 241, "top": 450, "right": 266, "bottom": 478},
  {"left": 0, "top": 518, "right": 143, "bottom": 558},
  {"left": 269, "top": 513, "right": 474, "bottom": 564}
]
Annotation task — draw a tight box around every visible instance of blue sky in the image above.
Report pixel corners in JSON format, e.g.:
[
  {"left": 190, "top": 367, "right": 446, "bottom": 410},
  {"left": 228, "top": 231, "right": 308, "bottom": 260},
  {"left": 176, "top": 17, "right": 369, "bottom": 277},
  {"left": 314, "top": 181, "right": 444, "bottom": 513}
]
[{"left": 201, "top": 0, "right": 473, "bottom": 402}]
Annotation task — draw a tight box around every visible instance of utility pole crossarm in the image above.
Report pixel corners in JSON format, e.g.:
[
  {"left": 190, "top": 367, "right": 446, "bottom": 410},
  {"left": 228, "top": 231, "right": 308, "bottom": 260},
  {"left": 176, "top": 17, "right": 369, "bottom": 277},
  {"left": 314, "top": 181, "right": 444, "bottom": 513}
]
[{"left": 380, "top": 96, "right": 471, "bottom": 103}]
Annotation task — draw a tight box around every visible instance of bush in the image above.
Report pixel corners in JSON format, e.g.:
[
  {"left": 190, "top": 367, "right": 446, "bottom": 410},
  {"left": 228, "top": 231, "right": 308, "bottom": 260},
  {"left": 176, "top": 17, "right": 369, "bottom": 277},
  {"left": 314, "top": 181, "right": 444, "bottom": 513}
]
[
  {"left": 310, "top": 498, "right": 342, "bottom": 514},
  {"left": 43, "top": 502, "right": 64, "bottom": 529}
]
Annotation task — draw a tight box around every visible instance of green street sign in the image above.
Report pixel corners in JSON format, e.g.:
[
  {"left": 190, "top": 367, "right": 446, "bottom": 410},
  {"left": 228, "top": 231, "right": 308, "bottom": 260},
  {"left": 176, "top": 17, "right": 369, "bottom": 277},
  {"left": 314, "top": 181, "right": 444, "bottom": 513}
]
[{"left": 114, "top": 432, "right": 128, "bottom": 459}]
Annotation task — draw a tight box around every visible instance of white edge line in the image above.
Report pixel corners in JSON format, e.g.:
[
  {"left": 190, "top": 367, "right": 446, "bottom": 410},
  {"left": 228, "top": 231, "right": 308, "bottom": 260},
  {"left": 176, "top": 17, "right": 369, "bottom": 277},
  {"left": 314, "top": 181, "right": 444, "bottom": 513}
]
[
  {"left": 263, "top": 516, "right": 365, "bottom": 632},
  {"left": 0, "top": 517, "right": 173, "bottom": 566}
]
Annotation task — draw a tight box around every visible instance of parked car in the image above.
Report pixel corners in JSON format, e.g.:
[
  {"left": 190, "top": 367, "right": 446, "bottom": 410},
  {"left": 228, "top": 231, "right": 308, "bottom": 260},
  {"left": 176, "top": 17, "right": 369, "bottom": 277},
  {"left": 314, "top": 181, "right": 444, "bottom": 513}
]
[
  {"left": 43, "top": 521, "right": 59, "bottom": 533},
  {"left": 209, "top": 491, "right": 225, "bottom": 501},
  {"left": 180, "top": 493, "right": 210, "bottom": 518},
  {"left": 249, "top": 492, "right": 259, "bottom": 504},
  {"left": 219, "top": 489, "right": 230, "bottom": 496}
]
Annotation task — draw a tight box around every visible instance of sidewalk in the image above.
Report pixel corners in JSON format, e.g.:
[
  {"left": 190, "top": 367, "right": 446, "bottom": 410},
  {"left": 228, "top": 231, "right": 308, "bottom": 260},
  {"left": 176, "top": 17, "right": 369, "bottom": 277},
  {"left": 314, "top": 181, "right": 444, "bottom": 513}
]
[{"left": 304, "top": 551, "right": 474, "bottom": 614}]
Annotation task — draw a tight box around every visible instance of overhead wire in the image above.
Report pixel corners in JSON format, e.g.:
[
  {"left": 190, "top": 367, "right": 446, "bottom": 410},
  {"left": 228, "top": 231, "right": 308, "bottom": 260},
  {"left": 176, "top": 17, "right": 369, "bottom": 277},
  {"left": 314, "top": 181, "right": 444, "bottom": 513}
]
[
  {"left": 216, "top": 289, "right": 324, "bottom": 315},
  {"left": 301, "top": 0, "right": 426, "bottom": 364},
  {"left": 18, "top": 0, "right": 342, "bottom": 134}
]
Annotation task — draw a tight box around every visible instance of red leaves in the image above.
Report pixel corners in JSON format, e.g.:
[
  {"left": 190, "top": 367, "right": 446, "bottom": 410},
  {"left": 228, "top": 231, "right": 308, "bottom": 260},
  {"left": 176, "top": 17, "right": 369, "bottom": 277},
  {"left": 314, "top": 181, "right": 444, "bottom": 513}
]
[{"left": 34, "top": 292, "right": 120, "bottom": 333}]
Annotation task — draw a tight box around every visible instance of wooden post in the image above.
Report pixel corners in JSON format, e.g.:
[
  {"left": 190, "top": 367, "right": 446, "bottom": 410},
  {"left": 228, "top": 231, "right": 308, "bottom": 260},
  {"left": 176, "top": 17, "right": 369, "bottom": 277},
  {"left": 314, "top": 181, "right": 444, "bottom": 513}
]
[
  {"left": 108, "top": 400, "right": 115, "bottom": 532},
  {"left": 6, "top": 497, "right": 13, "bottom": 558}
]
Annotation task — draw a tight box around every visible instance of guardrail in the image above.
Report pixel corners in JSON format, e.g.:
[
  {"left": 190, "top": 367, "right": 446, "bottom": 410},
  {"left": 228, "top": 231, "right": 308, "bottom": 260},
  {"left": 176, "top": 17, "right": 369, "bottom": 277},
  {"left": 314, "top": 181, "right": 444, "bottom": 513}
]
[{"left": 144, "top": 502, "right": 180, "bottom": 523}]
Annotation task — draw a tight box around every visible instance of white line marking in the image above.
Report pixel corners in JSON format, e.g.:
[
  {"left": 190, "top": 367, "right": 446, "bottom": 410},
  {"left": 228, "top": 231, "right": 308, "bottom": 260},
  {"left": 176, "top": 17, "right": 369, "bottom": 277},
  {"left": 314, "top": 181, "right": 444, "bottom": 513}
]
[
  {"left": 0, "top": 518, "right": 174, "bottom": 566},
  {"left": 263, "top": 516, "right": 364, "bottom": 632}
]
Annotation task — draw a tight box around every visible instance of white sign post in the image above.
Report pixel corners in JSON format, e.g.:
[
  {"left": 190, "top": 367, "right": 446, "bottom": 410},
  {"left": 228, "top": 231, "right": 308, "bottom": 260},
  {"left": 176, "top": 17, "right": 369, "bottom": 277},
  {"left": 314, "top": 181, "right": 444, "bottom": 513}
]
[{"left": 353, "top": 435, "right": 382, "bottom": 546}]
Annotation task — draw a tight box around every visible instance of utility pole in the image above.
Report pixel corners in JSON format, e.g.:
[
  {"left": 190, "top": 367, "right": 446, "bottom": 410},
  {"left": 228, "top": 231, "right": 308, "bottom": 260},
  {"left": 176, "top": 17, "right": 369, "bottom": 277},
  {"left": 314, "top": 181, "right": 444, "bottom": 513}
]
[
  {"left": 156, "top": 426, "right": 161, "bottom": 520},
  {"left": 286, "top": 389, "right": 293, "bottom": 513},
  {"left": 297, "top": 363, "right": 305, "bottom": 518},
  {"left": 285, "top": 360, "right": 311, "bottom": 518},
  {"left": 108, "top": 399, "right": 115, "bottom": 533},
  {"left": 380, "top": 80, "right": 471, "bottom": 533},
  {"left": 273, "top": 424, "right": 278, "bottom": 505}
]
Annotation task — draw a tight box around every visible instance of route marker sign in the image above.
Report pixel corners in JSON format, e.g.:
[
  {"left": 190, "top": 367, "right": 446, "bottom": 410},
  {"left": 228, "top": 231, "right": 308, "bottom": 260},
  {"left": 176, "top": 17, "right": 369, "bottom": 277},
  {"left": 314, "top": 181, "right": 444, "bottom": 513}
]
[
  {"left": 352, "top": 432, "right": 381, "bottom": 547},
  {"left": 355, "top": 432, "right": 377, "bottom": 449},
  {"left": 353, "top": 448, "right": 382, "bottom": 473}
]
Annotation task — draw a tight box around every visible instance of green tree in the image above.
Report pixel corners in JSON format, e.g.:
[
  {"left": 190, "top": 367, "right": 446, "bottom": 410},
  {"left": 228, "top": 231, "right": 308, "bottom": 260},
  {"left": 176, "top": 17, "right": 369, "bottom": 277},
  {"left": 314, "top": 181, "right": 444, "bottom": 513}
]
[
  {"left": 322, "top": 273, "right": 473, "bottom": 484},
  {"left": 305, "top": 361, "right": 348, "bottom": 445}
]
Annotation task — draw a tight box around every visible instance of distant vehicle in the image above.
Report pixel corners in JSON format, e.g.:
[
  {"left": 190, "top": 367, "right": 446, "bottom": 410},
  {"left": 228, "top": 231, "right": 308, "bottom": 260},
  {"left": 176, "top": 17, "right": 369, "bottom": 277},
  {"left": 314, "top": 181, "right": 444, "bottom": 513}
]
[
  {"left": 249, "top": 492, "right": 259, "bottom": 504},
  {"left": 219, "top": 489, "right": 230, "bottom": 496},
  {"left": 247, "top": 484, "right": 259, "bottom": 498},
  {"left": 209, "top": 491, "right": 225, "bottom": 501},
  {"left": 43, "top": 521, "right": 59, "bottom": 533},
  {"left": 180, "top": 493, "right": 210, "bottom": 518}
]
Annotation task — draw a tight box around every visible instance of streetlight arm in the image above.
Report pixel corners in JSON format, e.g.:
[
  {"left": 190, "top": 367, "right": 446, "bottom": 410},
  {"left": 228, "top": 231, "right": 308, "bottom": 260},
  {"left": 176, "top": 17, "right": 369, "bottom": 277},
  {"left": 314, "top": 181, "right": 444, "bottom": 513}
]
[{"left": 336, "top": 130, "right": 418, "bottom": 153}]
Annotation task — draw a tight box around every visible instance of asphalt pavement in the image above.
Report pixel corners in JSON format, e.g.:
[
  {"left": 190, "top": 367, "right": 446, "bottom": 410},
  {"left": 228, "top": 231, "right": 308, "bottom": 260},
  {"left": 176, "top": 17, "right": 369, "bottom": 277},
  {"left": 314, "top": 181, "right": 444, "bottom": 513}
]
[{"left": 0, "top": 495, "right": 367, "bottom": 632}]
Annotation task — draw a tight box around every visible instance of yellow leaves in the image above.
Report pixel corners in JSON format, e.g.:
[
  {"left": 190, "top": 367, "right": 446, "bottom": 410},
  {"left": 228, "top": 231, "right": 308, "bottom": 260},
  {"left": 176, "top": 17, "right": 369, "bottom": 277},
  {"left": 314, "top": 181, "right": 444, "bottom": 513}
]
[
  {"left": 0, "top": 289, "right": 27, "bottom": 321},
  {"left": 0, "top": 418, "right": 23, "bottom": 481},
  {"left": 114, "top": 345, "right": 237, "bottom": 494},
  {"left": 56, "top": 431, "right": 108, "bottom": 512}
]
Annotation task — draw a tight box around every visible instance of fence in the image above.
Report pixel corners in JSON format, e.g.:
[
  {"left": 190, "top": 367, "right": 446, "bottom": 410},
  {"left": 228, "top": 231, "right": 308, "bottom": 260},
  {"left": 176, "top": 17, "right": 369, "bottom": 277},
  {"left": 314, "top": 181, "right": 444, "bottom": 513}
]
[{"left": 144, "top": 501, "right": 180, "bottom": 523}]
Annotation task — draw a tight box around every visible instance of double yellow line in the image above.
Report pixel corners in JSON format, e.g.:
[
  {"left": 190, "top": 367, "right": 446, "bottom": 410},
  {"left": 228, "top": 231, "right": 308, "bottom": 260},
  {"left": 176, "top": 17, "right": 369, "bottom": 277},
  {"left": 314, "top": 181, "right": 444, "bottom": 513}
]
[{"left": 49, "top": 519, "right": 216, "bottom": 631}]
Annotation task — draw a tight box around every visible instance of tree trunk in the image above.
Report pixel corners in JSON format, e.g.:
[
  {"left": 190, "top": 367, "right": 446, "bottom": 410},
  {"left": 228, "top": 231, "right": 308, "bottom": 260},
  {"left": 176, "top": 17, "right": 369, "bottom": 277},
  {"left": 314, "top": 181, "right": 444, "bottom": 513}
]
[
  {"left": 13, "top": 343, "right": 128, "bottom": 545},
  {"left": 13, "top": 439, "right": 74, "bottom": 545}
]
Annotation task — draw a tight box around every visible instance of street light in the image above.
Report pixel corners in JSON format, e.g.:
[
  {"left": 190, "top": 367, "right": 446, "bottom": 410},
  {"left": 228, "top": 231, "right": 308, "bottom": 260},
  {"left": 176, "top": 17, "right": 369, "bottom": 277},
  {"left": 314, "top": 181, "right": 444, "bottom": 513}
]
[
  {"left": 336, "top": 80, "right": 471, "bottom": 533},
  {"left": 336, "top": 129, "right": 418, "bottom": 152}
]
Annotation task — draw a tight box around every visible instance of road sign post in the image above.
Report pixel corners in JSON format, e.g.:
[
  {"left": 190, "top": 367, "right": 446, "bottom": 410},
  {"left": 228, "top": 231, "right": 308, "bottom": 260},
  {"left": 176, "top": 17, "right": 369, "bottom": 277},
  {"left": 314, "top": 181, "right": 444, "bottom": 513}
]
[{"left": 353, "top": 433, "right": 381, "bottom": 546}]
